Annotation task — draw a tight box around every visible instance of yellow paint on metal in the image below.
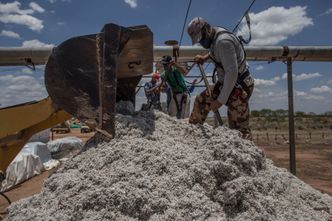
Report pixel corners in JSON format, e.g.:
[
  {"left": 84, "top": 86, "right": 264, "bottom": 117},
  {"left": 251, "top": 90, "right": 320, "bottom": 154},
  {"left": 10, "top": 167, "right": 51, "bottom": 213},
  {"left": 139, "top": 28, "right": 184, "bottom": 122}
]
[{"left": 0, "top": 97, "right": 71, "bottom": 173}]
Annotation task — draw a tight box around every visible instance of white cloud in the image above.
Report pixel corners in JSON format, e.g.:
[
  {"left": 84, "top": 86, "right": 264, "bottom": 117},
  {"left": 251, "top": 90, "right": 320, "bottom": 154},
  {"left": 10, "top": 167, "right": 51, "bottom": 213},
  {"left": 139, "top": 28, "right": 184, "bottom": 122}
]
[
  {"left": 57, "top": 22, "right": 65, "bottom": 25},
  {"left": 0, "top": 74, "right": 48, "bottom": 107},
  {"left": 239, "top": 6, "right": 313, "bottom": 45},
  {"left": 0, "top": 14, "right": 43, "bottom": 32},
  {"left": 0, "top": 1, "right": 33, "bottom": 14},
  {"left": 48, "top": 0, "right": 71, "bottom": 3},
  {"left": 255, "top": 76, "right": 280, "bottom": 87},
  {"left": 21, "top": 68, "right": 33, "bottom": 74},
  {"left": 124, "top": 0, "right": 137, "bottom": 8},
  {"left": 282, "top": 72, "right": 321, "bottom": 81},
  {"left": 255, "top": 65, "right": 264, "bottom": 71},
  {"left": 0, "top": 30, "right": 20, "bottom": 39},
  {"left": 257, "top": 90, "right": 287, "bottom": 100},
  {"left": 29, "top": 2, "right": 45, "bottom": 13},
  {"left": 22, "top": 39, "right": 54, "bottom": 48},
  {"left": 0, "top": 1, "right": 44, "bottom": 32},
  {"left": 254, "top": 87, "right": 261, "bottom": 93},
  {"left": 293, "top": 90, "right": 324, "bottom": 100},
  {"left": 321, "top": 8, "right": 332, "bottom": 16},
  {"left": 310, "top": 85, "right": 332, "bottom": 93},
  {"left": 302, "top": 94, "right": 325, "bottom": 101},
  {"left": 295, "top": 90, "right": 307, "bottom": 96}
]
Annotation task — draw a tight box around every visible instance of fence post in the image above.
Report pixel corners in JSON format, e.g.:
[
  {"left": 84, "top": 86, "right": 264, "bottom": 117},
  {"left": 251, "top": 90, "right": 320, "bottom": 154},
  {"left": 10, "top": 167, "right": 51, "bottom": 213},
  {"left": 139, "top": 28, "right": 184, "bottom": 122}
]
[{"left": 287, "top": 57, "right": 296, "bottom": 175}]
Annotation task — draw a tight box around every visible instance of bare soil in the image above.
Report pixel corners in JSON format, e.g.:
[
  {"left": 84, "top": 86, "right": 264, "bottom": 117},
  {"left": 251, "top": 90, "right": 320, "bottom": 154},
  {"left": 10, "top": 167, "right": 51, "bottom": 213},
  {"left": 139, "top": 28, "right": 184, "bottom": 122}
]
[{"left": 254, "top": 130, "right": 332, "bottom": 196}]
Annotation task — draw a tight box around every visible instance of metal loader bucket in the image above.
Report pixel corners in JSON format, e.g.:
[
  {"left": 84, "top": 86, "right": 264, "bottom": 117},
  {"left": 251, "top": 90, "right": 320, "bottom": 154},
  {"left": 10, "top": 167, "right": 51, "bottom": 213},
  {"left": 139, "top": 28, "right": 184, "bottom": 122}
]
[{"left": 45, "top": 23, "right": 153, "bottom": 139}]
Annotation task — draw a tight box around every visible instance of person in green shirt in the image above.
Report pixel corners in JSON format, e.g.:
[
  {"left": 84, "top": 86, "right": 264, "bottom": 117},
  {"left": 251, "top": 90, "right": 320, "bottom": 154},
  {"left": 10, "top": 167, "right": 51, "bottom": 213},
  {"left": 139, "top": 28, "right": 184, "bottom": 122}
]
[{"left": 160, "top": 55, "right": 190, "bottom": 119}]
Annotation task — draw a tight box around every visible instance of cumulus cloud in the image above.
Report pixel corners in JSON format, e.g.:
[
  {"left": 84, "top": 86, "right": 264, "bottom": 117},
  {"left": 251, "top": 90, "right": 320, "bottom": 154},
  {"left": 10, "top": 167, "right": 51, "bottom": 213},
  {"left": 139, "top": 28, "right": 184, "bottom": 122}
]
[
  {"left": 327, "top": 79, "right": 332, "bottom": 85},
  {"left": 256, "top": 88, "right": 324, "bottom": 102},
  {"left": 29, "top": 2, "right": 45, "bottom": 13},
  {"left": 48, "top": 0, "right": 71, "bottom": 3},
  {"left": 321, "top": 8, "right": 332, "bottom": 16},
  {"left": 0, "top": 30, "right": 20, "bottom": 39},
  {"left": 0, "top": 1, "right": 33, "bottom": 14},
  {"left": 282, "top": 72, "right": 321, "bottom": 81},
  {"left": 22, "top": 39, "right": 54, "bottom": 48},
  {"left": 310, "top": 85, "right": 332, "bottom": 93},
  {"left": 21, "top": 68, "right": 33, "bottom": 74},
  {"left": 255, "top": 76, "right": 280, "bottom": 87},
  {"left": 295, "top": 90, "right": 307, "bottom": 96},
  {"left": 294, "top": 90, "right": 325, "bottom": 100},
  {"left": 257, "top": 90, "right": 287, "bottom": 101},
  {"left": 255, "top": 65, "right": 264, "bottom": 71},
  {"left": 238, "top": 6, "right": 313, "bottom": 45},
  {"left": 0, "top": 74, "right": 48, "bottom": 107},
  {"left": 302, "top": 94, "right": 325, "bottom": 101},
  {"left": 0, "top": 1, "right": 44, "bottom": 32},
  {"left": 124, "top": 0, "right": 137, "bottom": 8}
]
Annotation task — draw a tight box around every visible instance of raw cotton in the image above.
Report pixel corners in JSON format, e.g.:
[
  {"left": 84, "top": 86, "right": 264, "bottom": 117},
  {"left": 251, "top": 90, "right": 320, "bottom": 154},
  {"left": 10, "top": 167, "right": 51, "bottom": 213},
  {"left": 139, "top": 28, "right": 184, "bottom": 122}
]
[{"left": 5, "top": 107, "right": 332, "bottom": 221}]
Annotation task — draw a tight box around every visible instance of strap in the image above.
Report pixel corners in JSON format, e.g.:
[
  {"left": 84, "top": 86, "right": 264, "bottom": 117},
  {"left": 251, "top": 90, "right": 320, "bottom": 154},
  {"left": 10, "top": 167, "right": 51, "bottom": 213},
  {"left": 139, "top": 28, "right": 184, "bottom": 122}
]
[
  {"left": 237, "top": 12, "right": 252, "bottom": 44},
  {"left": 211, "top": 28, "right": 247, "bottom": 71}
]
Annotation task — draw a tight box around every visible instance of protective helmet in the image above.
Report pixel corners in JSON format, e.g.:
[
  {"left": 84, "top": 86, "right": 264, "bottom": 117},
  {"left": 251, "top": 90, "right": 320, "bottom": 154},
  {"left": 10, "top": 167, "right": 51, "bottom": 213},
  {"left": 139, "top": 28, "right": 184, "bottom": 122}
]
[
  {"left": 187, "top": 17, "right": 209, "bottom": 45},
  {"left": 161, "top": 55, "right": 172, "bottom": 65},
  {"left": 152, "top": 72, "right": 160, "bottom": 80}
]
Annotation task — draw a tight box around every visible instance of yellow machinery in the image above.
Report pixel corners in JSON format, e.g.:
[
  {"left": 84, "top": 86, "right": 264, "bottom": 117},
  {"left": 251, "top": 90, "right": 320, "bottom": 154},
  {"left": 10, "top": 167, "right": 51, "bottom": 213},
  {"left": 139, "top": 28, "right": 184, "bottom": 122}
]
[
  {"left": 0, "top": 97, "right": 71, "bottom": 173},
  {"left": 0, "top": 23, "right": 153, "bottom": 175}
]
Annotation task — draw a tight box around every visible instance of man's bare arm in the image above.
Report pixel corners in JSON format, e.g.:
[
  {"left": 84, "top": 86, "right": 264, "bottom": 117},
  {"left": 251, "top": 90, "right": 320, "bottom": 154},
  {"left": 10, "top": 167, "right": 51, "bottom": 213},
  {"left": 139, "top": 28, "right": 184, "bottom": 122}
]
[{"left": 170, "top": 61, "right": 188, "bottom": 76}]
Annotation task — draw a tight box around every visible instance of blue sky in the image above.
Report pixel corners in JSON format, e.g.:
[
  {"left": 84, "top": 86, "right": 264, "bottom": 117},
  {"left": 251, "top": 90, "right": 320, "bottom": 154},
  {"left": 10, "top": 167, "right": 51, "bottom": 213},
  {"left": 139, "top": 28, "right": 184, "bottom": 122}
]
[{"left": 0, "top": 0, "right": 332, "bottom": 113}]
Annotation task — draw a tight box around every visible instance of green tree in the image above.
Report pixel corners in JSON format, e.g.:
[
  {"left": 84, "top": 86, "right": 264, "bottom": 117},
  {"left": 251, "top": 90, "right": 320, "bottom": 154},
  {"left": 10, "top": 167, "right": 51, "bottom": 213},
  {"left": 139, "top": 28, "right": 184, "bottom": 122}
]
[
  {"left": 275, "top": 109, "right": 288, "bottom": 117},
  {"left": 260, "top": 109, "right": 272, "bottom": 117},
  {"left": 295, "top": 111, "right": 306, "bottom": 117},
  {"left": 251, "top": 110, "right": 260, "bottom": 117}
]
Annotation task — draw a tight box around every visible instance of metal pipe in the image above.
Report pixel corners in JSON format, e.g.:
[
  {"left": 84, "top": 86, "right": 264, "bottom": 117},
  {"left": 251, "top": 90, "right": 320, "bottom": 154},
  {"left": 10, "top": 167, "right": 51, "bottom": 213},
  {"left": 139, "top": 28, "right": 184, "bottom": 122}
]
[
  {"left": 1, "top": 46, "right": 332, "bottom": 66},
  {"left": 287, "top": 57, "right": 296, "bottom": 175}
]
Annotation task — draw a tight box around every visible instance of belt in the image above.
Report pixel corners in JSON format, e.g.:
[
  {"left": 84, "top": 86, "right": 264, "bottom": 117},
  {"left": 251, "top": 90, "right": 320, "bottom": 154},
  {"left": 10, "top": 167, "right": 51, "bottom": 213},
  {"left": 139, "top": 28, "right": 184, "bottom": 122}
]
[{"left": 237, "top": 69, "right": 250, "bottom": 84}]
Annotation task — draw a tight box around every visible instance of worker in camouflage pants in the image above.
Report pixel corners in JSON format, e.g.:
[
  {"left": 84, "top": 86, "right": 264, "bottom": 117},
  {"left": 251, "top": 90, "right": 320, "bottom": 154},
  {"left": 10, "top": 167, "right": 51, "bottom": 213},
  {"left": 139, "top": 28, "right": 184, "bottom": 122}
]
[
  {"left": 190, "top": 83, "right": 254, "bottom": 140},
  {"left": 187, "top": 17, "right": 255, "bottom": 140}
]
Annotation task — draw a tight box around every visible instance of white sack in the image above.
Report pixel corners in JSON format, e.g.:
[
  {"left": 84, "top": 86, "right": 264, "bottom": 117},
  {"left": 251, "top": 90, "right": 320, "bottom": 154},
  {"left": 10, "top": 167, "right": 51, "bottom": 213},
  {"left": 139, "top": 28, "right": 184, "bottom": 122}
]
[
  {"left": 22, "top": 142, "right": 52, "bottom": 163},
  {"left": 1, "top": 154, "right": 43, "bottom": 191},
  {"left": 47, "top": 137, "right": 83, "bottom": 159}
]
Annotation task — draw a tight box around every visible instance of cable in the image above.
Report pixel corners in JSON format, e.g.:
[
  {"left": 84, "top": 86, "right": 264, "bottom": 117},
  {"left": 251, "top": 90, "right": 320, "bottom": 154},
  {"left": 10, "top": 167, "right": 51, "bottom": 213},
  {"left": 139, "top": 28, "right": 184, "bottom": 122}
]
[
  {"left": 135, "top": 86, "right": 142, "bottom": 95},
  {"left": 179, "top": 0, "right": 193, "bottom": 47},
  {"left": 232, "top": 0, "right": 256, "bottom": 33}
]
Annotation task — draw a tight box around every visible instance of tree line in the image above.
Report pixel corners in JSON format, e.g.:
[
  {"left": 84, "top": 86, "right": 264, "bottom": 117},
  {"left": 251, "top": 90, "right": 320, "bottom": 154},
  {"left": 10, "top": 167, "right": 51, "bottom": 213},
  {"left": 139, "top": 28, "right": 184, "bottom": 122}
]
[{"left": 250, "top": 109, "right": 332, "bottom": 117}]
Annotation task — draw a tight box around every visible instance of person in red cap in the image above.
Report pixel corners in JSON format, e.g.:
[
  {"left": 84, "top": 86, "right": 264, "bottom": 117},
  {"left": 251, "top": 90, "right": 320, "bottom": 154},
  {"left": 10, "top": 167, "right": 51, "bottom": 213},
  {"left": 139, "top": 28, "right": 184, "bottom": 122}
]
[
  {"left": 143, "top": 71, "right": 162, "bottom": 110},
  {"left": 187, "top": 17, "right": 255, "bottom": 140}
]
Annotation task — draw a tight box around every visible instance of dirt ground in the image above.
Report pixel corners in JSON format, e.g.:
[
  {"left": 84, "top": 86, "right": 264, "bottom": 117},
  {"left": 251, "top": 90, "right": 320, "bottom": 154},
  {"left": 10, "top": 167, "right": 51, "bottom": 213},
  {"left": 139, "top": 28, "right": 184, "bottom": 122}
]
[
  {"left": 1, "top": 128, "right": 331, "bottom": 216},
  {"left": 253, "top": 130, "right": 332, "bottom": 195}
]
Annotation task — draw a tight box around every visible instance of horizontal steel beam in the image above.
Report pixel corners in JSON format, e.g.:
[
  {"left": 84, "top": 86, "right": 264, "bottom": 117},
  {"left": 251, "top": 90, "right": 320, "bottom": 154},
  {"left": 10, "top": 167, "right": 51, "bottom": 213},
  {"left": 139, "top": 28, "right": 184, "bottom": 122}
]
[
  {"left": 1, "top": 46, "right": 332, "bottom": 66},
  {"left": 154, "top": 46, "right": 332, "bottom": 62},
  {"left": 0, "top": 47, "right": 53, "bottom": 66}
]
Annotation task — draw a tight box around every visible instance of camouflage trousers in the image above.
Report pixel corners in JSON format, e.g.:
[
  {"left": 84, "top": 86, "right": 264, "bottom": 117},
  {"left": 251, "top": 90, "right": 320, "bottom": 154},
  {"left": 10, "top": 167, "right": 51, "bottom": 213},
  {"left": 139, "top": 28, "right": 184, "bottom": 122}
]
[{"left": 189, "top": 83, "right": 254, "bottom": 140}]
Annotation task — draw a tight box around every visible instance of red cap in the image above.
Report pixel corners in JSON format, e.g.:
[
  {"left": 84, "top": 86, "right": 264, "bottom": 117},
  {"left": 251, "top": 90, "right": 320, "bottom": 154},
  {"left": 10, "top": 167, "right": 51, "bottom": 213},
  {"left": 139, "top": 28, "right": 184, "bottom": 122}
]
[{"left": 152, "top": 73, "right": 160, "bottom": 80}]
